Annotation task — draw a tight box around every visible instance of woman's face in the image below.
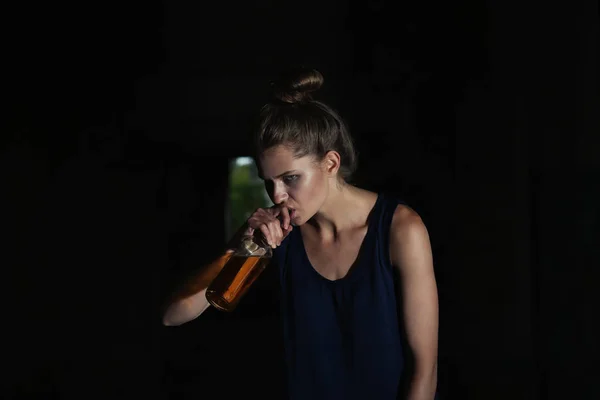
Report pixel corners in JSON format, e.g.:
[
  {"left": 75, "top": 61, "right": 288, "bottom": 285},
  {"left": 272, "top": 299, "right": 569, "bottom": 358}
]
[{"left": 258, "top": 145, "right": 330, "bottom": 226}]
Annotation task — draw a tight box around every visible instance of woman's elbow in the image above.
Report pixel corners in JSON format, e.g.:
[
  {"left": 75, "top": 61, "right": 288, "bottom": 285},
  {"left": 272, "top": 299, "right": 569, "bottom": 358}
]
[
  {"left": 162, "top": 297, "right": 208, "bottom": 326},
  {"left": 162, "top": 301, "right": 187, "bottom": 326},
  {"left": 162, "top": 314, "right": 177, "bottom": 326}
]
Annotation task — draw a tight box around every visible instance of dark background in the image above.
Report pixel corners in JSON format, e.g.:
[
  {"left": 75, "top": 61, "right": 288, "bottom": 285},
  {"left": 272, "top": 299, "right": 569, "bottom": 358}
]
[{"left": 3, "top": 1, "right": 599, "bottom": 399}]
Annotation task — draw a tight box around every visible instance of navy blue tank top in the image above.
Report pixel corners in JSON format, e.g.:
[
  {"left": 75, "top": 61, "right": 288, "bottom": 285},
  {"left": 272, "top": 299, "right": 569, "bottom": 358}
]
[{"left": 273, "top": 193, "right": 406, "bottom": 400}]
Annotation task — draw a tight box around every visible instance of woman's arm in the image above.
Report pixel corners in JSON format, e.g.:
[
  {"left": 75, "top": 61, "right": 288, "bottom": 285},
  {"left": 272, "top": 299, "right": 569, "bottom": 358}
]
[
  {"left": 162, "top": 251, "right": 233, "bottom": 326},
  {"left": 162, "top": 205, "right": 291, "bottom": 326},
  {"left": 390, "top": 205, "right": 439, "bottom": 400},
  {"left": 162, "top": 223, "right": 252, "bottom": 326}
]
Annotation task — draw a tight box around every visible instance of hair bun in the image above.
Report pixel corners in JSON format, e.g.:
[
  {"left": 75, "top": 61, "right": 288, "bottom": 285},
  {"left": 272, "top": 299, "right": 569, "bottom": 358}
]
[{"left": 271, "top": 67, "right": 324, "bottom": 104}]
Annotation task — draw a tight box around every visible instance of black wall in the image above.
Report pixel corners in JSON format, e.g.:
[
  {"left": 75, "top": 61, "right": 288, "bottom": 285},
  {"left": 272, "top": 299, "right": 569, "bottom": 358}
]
[{"left": 3, "top": 1, "right": 599, "bottom": 399}]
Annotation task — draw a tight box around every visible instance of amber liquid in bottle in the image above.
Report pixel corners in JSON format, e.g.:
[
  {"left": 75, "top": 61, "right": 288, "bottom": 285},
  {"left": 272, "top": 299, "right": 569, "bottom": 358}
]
[
  {"left": 206, "top": 235, "right": 272, "bottom": 312},
  {"left": 172, "top": 251, "right": 234, "bottom": 301},
  {"left": 206, "top": 255, "right": 271, "bottom": 312}
]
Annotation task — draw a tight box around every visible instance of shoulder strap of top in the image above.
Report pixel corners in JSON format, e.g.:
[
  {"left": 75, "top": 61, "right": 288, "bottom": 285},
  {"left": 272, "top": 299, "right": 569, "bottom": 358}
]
[{"left": 377, "top": 193, "right": 406, "bottom": 269}]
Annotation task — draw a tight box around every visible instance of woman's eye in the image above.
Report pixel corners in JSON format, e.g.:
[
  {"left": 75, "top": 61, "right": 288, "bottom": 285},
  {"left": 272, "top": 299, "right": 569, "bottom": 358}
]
[{"left": 283, "top": 175, "right": 299, "bottom": 184}]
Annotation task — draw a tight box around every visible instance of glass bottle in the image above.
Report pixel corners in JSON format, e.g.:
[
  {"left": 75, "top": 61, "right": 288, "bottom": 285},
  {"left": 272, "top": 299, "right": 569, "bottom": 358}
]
[{"left": 205, "top": 231, "right": 273, "bottom": 312}]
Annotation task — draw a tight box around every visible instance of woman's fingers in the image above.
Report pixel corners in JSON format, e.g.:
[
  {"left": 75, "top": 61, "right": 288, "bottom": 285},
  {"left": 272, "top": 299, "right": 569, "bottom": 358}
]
[
  {"left": 258, "top": 224, "right": 273, "bottom": 247},
  {"left": 279, "top": 206, "right": 291, "bottom": 230},
  {"left": 270, "top": 219, "right": 284, "bottom": 247},
  {"left": 247, "top": 206, "right": 291, "bottom": 248}
]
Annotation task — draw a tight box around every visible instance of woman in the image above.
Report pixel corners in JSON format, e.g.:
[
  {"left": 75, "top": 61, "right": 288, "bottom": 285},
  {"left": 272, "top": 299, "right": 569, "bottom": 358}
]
[{"left": 163, "top": 68, "right": 439, "bottom": 400}]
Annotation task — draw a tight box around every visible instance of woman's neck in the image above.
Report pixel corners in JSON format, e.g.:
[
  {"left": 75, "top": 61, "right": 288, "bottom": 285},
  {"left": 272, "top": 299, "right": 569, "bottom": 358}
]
[{"left": 307, "top": 183, "right": 376, "bottom": 241}]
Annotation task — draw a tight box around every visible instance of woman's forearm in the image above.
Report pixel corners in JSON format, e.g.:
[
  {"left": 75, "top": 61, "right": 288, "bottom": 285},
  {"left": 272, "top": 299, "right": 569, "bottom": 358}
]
[
  {"left": 162, "top": 289, "right": 211, "bottom": 326},
  {"left": 162, "top": 223, "right": 251, "bottom": 326},
  {"left": 162, "top": 250, "right": 233, "bottom": 325}
]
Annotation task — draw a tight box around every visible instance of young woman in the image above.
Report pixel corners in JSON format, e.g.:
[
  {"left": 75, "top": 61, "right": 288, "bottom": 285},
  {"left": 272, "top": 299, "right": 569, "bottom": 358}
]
[{"left": 163, "top": 68, "right": 439, "bottom": 400}]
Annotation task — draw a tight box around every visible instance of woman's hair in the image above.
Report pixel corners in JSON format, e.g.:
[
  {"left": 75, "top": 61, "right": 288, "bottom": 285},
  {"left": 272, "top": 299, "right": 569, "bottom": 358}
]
[{"left": 253, "top": 67, "right": 357, "bottom": 181}]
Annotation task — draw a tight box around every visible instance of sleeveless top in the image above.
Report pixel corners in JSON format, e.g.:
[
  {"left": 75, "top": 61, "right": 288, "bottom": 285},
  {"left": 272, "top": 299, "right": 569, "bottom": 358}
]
[{"left": 273, "top": 193, "right": 406, "bottom": 400}]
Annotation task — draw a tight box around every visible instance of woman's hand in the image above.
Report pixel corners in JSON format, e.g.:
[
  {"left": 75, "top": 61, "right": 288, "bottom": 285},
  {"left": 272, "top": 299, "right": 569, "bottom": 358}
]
[{"left": 246, "top": 205, "right": 293, "bottom": 248}]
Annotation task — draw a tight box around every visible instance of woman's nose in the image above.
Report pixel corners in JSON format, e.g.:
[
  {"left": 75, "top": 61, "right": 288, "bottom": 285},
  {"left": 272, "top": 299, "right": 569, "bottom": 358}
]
[{"left": 273, "top": 189, "right": 288, "bottom": 205}]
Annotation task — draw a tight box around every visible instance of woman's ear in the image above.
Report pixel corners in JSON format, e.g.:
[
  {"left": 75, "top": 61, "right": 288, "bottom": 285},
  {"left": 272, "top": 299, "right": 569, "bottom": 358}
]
[{"left": 323, "top": 150, "right": 341, "bottom": 177}]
